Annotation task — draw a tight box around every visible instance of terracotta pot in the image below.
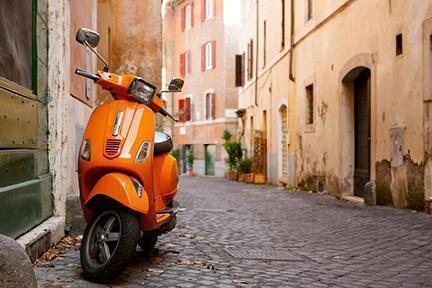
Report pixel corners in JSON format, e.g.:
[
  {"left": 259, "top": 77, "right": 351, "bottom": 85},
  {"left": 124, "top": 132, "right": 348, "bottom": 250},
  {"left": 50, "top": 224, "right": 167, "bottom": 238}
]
[
  {"left": 238, "top": 173, "right": 245, "bottom": 182},
  {"left": 188, "top": 166, "right": 194, "bottom": 176},
  {"left": 227, "top": 171, "right": 237, "bottom": 181},
  {"left": 243, "top": 173, "right": 254, "bottom": 183}
]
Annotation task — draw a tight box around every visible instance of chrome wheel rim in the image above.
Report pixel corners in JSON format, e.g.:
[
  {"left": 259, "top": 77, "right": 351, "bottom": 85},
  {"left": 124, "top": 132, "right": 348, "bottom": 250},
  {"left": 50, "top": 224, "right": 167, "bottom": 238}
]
[{"left": 85, "top": 211, "right": 121, "bottom": 268}]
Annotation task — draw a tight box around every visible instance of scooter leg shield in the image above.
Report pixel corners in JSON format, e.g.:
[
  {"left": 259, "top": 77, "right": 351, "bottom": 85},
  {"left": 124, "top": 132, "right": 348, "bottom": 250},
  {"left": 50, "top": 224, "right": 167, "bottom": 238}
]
[{"left": 85, "top": 172, "right": 149, "bottom": 214}]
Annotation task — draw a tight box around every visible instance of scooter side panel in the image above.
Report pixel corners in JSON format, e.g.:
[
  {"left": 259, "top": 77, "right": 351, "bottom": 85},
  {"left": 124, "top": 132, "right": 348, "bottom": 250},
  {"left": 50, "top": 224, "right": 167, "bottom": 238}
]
[{"left": 153, "top": 154, "right": 179, "bottom": 211}]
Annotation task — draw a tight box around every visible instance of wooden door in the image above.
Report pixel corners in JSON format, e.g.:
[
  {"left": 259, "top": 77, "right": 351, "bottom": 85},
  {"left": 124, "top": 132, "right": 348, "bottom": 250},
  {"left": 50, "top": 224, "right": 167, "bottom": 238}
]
[{"left": 354, "top": 70, "right": 371, "bottom": 197}]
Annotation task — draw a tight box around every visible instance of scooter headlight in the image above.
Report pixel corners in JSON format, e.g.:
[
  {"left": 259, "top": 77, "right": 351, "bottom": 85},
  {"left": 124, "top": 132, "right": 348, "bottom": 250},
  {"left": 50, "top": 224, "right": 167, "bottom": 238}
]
[
  {"left": 135, "top": 141, "right": 151, "bottom": 163},
  {"left": 128, "top": 78, "right": 156, "bottom": 105},
  {"left": 80, "top": 139, "right": 91, "bottom": 161}
]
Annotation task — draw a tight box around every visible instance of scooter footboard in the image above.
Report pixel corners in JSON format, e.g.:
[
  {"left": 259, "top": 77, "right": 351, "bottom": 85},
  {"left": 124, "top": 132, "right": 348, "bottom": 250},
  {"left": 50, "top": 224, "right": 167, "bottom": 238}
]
[{"left": 85, "top": 172, "right": 149, "bottom": 215}]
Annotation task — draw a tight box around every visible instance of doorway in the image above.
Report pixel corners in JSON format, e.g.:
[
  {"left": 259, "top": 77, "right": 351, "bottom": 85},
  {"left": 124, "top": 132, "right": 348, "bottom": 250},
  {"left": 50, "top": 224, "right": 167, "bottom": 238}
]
[
  {"left": 205, "top": 144, "right": 215, "bottom": 176},
  {"left": 353, "top": 70, "right": 371, "bottom": 197}
]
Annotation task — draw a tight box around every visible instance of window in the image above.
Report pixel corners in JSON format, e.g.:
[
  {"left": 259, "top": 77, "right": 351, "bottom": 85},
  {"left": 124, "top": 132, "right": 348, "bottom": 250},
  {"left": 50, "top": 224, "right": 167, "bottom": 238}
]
[
  {"left": 185, "top": 4, "right": 193, "bottom": 29},
  {"left": 263, "top": 20, "right": 267, "bottom": 67},
  {"left": 281, "top": 0, "right": 285, "bottom": 49},
  {"left": 180, "top": 51, "right": 192, "bottom": 77},
  {"left": 247, "top": 40, "right": 254, "bottom": 80},
  {"left": 202, "top": 0, "right": 214, "bottom": 21},
  {"left": 235, "top": 54, "right": 244, "bottom": 87},
  {"left": 178, "top": 97, "right": 192, "bottom": 122},
  {"left": 305, "top": 84, "right": 314, "bottom": 125},
  {"left": 396, "top": 33, "right": 403, "bottom": 56},
  {"left": 306, "top": 0, "right": 313, "bottom": 21},
  {"left": 182, "top": 3, "right": 194, "bottom": 31},
  {"left": 202, "top": 41, "right": 216, "bottom": 71},
  {"left": 205, "top": 92, "right": 215, "bottom": 120}
]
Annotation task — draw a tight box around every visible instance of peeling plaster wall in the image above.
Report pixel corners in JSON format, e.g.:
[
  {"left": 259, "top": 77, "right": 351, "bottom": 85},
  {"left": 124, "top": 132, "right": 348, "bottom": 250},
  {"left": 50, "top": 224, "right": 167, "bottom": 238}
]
[
  {"left": 293, "top": 0, "right": 432, "bottom": 209},
  {"left": 48, "top": 0, "right": 96, "bottom": 217},
  {"left": 97, "top": 0, "right": 163, "bottom": 128}
]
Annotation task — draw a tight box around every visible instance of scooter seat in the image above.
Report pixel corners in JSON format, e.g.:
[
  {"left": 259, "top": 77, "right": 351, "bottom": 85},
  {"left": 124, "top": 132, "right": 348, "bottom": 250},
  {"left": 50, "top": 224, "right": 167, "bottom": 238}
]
[{"left": 154, "top": 132, "right": 173, "bottom": 156}]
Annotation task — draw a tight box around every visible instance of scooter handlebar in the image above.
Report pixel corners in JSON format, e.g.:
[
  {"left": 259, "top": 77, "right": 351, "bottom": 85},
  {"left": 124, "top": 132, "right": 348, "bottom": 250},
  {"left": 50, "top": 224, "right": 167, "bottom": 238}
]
[
  {"left": 75, "top": 68, "right": 100, "bottom": 81},
  {"left": 160, "top": 107, "right": 179, "bottom": 122}
]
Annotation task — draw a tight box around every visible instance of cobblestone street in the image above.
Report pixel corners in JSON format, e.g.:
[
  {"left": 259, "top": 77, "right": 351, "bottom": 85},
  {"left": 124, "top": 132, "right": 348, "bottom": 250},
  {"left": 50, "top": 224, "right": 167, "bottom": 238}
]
[{"left": 36, "top": 176, "right": 432, "bottom": 287}]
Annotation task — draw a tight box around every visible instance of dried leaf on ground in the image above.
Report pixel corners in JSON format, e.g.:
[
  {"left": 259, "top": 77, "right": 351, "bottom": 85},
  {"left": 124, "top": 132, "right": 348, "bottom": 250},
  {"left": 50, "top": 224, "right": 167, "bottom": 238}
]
[
  {"left": 62, "top": 236, "right": 81, "bottom": 246},
  {"left": 41, "top": 251, "right": 60, "bottom": 261},
  {"left": 147, "top": 268, "right": 164, "bottom": 274}
]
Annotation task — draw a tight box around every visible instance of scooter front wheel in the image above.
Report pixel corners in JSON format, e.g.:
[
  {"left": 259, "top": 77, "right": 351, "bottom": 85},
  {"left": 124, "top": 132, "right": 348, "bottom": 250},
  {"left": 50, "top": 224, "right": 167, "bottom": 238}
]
[{"left": 80, "top": 209, "right": 140, "bottom": 283}]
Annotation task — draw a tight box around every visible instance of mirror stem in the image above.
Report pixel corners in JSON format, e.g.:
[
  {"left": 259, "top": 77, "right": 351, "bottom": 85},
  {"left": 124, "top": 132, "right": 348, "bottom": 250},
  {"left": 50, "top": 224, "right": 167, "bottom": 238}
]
[{"left": 84, "top": 41, "right": 109, "bottom": 71}]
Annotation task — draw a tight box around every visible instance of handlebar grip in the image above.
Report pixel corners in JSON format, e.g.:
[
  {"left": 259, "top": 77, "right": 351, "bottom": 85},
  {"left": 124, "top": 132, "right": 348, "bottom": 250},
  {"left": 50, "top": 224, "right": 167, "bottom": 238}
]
[
  {"left": 75, "top": 68, "right": 100, "bottom": 81},
  {"left": 159, "top": 107, "right": 179, "bottom": 122}
]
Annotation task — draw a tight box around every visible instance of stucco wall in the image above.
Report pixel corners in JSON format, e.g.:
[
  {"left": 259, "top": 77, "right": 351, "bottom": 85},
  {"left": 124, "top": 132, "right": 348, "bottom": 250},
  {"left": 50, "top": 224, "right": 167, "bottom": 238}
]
[{"left": 239, "top": 0, "right": 432, "bottom": 208}]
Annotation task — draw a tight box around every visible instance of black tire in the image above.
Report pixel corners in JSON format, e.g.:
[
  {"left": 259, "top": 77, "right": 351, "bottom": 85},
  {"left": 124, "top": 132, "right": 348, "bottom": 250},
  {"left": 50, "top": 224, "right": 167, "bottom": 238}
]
[
  {"left": 80, "top": 209, "right": 140, "bottom": 283},
  {"left": 138, "top": 232, "right": 158, "bottom": 252}
]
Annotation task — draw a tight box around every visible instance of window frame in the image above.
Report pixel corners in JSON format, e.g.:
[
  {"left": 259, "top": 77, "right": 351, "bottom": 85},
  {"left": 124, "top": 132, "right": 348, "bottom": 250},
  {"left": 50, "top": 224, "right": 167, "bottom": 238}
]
[
  {"left": 305, "top": 83, "right": 314, "bottom": 126},
  {"left": 185, "top": 4, "right": 192, "bottom": 30},
  {"left": 205, "top": 0, "right": 214, "bottom": 20},
  {"left": 204, "top": 91, "right": 215, "bottom": 120},
  {"left": 205, "top": 42, "right": 213, "bottom": 70}
]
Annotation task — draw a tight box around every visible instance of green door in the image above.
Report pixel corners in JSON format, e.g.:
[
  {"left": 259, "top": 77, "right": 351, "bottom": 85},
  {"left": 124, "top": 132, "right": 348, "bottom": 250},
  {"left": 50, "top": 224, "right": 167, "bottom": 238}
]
[
  {"left": 0, "top": 0, "right": 52, "bottom": 238},
  {"left": 205, "top": 145, "right": 215, "bottom": 176}
]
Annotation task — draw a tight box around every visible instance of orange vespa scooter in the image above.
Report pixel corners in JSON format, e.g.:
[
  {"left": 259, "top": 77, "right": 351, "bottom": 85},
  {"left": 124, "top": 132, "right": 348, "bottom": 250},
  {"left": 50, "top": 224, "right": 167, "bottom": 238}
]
[{"left": 75, "top": 28, "right": 182, "bottom": 282}]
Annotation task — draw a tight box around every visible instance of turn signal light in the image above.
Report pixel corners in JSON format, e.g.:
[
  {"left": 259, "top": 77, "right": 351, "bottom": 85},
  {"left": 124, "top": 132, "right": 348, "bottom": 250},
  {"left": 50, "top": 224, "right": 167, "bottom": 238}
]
[
  {"left": 80, "top": 139, "right": 91, "bottom": 161},
  {"left": 135, "top": 141, "right": 151, "bottom": 163},
  {"left": 130, "top": 176, "right": 143, "bottom": 198}
]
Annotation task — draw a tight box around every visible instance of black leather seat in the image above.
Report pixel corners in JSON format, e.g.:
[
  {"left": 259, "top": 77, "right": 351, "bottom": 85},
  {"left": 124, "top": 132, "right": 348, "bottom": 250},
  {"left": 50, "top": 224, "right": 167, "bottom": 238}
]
[{"left": 154, "top": 132, "right": 173, "bottom": 156}]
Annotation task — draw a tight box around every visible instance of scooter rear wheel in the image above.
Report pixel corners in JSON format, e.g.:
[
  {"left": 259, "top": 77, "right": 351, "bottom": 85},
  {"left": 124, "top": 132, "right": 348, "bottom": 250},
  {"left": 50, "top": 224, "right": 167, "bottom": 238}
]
[{"left": 80, "top": 209, "right": 140, "bottom": 283}]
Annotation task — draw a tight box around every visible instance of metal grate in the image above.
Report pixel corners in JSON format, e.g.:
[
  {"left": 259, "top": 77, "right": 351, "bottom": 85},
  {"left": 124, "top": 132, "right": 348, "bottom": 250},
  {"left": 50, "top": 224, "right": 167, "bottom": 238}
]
[
  {"left": 105, "top": 139, "right": 121, "bottom": 156},
  {"left": 224, "top": 248, "right": 303, "bottom": 261}
]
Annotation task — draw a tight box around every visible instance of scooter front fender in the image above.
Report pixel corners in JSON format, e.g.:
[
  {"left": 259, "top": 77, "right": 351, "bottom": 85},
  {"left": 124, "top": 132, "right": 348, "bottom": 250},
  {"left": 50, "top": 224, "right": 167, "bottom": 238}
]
[{"left": 85, "top": 172, "right": 149, "bottom": 214}]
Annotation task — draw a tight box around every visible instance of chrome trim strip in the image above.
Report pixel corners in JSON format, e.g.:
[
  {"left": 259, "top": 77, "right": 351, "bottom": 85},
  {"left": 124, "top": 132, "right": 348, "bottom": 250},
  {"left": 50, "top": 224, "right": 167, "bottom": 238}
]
[{"left": 112, "top": 111, "right": 124, "bottom": 136}]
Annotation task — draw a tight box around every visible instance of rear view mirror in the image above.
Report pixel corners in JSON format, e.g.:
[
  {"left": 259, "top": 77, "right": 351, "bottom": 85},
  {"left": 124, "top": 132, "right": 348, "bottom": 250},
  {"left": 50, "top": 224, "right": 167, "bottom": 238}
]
[
  {"left": 168, "top": 78, "right": 184, "bottom": 91},
  {"left": 76, "top": 28, "right": 100, "bottom": 48}
]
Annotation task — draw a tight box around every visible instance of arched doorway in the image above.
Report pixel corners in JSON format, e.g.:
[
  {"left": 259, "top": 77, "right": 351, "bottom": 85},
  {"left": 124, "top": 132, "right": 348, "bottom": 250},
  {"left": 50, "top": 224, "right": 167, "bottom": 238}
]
[
  {"left": 342, "top": 67, "right": 371, "bottom": 197},
  {"left": 279, "top": 104, "right": 289, "bottom": 182}
]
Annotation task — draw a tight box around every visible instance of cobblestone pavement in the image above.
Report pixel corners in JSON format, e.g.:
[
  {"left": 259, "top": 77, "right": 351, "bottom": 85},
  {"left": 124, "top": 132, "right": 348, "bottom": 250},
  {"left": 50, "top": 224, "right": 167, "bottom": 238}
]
[{"left": 35, "top": 176, "right": 432, "bottom": 287}]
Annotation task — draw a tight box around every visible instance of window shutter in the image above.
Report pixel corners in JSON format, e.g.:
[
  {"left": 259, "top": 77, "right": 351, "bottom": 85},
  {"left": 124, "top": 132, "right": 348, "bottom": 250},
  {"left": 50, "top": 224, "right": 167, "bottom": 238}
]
[
  {"left": 213, "top": 0, "right": 216, "bottom": 17},
  {"left": 181, "top": 6, "right": 186, "bottom": 31},
  {"left": 211, "top": 93, "right": 216, "bottom": 119},
  {"left": 201, "top": 0, "right": 206, "bottom": 21},
  {"left": 242, "top": 52, "right": 245, "bottom": 85},
  {"left": 201, "top": 44, "right": 206, "bottom": 71},
  {"left": 187, "top": 51, "right": 192, "bottom": 74},
  {"left": 191, "top": 2, "right": 194, "bottom": 27},
  {"left": 211, "top": 41, "right": 216, "bottom": 69},
  {"left": 235, "top": 54, "right": 243, "bottom": 87},
  {"left": 185, "top": 97, "right": 191, "bottom": 121},
  {"left": 179, "top": 99, "right": 185, "bottom": 122},
  {"left": 180, "top": 53, "right": 185, "bottom": 77}
]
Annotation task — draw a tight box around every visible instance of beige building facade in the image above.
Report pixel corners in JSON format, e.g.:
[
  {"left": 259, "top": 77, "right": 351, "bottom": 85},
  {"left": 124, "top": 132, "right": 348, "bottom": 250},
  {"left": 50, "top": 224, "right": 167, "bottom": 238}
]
[
  {"left": 163, "top": 0, "right": 239, "bottom": 177},
  {"left": 239, "top": 0, "right": 432, "bottom": 210}
]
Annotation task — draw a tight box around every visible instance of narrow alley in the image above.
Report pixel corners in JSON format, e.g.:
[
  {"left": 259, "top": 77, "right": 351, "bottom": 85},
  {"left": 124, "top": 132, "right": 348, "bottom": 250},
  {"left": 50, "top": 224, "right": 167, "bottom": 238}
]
[{"left": 36, "top": 176, "right": 432, "bottom": 287}]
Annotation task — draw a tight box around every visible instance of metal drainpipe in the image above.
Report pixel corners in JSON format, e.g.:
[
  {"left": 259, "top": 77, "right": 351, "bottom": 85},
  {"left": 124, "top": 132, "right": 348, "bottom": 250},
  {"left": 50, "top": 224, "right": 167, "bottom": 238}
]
[
  {"left": 289, "top": 0, "right": 295, "bottom": 82},
  {"left": 254, "top": 0, "right": 259, "bottom": 106}
]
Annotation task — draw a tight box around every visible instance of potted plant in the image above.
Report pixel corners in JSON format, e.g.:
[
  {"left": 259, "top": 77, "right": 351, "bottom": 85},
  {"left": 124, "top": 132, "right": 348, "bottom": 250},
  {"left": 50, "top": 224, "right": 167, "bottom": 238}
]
[
  {"left": 185, "top": 148, "right": 194, "bottom": 176},
  {"left": 238, "top": 157, "right": 253, "bottom": 183},
  {"left": 222, "top": 130, "right": 242, "bottom": 181}
]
